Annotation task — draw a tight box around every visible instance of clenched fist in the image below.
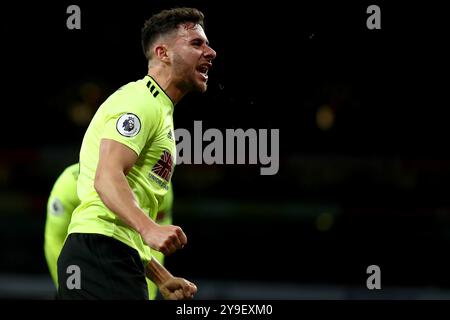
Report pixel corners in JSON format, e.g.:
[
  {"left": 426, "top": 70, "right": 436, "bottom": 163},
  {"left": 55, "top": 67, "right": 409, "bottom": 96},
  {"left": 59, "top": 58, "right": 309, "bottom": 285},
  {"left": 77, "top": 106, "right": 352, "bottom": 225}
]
[
  {"left": 142, "top": 224, "right": 187, "bottom": 256},
  {"left": 159, "top": 277, "right": 197, "bottom": 300}
]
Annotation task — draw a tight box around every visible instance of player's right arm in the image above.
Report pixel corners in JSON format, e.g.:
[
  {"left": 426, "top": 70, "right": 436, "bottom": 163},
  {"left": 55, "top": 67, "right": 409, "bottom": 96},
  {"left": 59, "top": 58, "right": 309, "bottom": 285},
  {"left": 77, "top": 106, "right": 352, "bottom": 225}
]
[{"left": 94, "top": 138, "right": 186, "bottom": 255}]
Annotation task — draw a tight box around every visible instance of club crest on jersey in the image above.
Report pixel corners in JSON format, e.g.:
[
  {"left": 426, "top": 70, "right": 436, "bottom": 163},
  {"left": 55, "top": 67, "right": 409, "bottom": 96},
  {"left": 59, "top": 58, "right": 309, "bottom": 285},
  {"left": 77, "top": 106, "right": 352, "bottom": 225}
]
[
  {"left": 151, "top": 150, "right": 174, "bottom": 182},
  {"left": 116, "top": 113, "right": 141, "bottom": 137}
]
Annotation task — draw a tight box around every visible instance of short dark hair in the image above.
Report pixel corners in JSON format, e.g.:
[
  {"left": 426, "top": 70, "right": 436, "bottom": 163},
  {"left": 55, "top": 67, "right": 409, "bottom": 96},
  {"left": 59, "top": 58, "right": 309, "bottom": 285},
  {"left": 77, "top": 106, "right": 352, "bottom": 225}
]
[{"left": 141, "top": 7, "right": 205, "bottom": 60}]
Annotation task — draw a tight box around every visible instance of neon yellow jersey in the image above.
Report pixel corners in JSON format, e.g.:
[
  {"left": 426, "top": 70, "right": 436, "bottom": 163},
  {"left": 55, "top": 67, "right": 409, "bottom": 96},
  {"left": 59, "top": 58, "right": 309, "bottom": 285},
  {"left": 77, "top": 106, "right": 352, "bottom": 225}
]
[
  {"left": 69, "top": 75, "right": 176, "bottom": 266},
  {"left": 44, "top": 163, "right": 79, "bottom": 286},
  {"left": 45, "top": 162, "right": 174, "bottom": 299},
  {"left": 158, "top": 183, "right": 174, "bottom": 220},
  {"left": 145, "top": 183, "right": 173, "bottom": 300}
]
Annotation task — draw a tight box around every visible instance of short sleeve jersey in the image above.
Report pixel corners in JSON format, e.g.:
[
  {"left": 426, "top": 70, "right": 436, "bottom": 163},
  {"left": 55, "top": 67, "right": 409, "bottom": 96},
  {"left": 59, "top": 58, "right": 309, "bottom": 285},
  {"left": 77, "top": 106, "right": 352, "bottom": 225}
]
[{"left": 68, "top": 75, "right": 176, "bottom": 264}]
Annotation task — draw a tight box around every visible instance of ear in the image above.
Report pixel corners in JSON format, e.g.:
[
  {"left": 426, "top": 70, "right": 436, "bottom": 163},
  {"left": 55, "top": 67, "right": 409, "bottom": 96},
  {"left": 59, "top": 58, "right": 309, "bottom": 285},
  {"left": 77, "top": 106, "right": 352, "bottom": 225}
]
[{"left": 154, "top": 45, "right": 170, "bottom": 62}]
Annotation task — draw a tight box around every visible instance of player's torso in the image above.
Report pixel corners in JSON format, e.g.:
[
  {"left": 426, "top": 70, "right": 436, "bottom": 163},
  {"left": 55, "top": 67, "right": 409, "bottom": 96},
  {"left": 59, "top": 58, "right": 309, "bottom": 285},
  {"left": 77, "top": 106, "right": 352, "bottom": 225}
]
[{"left": 129, "top": 106, "right": 176, "bottom": 217}]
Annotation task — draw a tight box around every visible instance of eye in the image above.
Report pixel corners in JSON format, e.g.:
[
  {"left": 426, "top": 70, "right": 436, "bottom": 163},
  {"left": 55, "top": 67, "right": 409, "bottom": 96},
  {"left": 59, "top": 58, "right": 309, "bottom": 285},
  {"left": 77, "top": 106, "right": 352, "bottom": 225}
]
[{"left": 191, "top": 39, "right": 203, "bottom": 47}]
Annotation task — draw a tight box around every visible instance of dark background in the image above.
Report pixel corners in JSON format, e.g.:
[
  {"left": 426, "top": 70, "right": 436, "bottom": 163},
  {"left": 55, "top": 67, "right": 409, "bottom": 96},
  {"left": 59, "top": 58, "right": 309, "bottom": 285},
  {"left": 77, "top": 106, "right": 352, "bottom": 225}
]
[{"left": 1, "top": 0, "right": 450, "bottom": 298}]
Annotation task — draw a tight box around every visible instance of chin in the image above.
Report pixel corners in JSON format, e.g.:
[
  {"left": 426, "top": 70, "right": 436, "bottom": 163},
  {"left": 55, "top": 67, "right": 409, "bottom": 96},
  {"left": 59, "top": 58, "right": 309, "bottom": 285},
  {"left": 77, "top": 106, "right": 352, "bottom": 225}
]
[{"left": 194, "top": 82, "right": 208, "bottom": 93}]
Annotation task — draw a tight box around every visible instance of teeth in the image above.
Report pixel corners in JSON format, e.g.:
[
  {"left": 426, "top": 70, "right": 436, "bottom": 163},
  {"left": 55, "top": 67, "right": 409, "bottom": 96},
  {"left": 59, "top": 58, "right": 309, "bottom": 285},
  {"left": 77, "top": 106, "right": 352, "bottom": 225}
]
[{"left": 198, "top": 65, "right": 209, "bottom": 74}]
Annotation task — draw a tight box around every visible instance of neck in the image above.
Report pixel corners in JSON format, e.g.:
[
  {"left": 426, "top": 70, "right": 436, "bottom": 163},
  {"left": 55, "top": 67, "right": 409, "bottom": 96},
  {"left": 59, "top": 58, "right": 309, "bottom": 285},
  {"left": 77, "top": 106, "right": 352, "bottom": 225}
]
[{"left": 147, "top": 66, "right": 187, "bottom": 105}]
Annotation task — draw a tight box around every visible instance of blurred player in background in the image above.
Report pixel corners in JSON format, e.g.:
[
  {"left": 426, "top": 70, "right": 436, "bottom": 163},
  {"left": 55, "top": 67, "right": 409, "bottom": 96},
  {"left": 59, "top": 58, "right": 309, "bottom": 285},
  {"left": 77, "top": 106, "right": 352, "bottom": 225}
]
[{"left": 44, "top": 163, "right": 174, "bottom": 300}]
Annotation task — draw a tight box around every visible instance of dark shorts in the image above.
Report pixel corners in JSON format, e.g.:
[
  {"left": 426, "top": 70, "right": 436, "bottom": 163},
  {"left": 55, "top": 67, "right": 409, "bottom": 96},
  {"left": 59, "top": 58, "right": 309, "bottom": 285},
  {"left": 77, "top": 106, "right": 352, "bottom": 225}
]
[{"left": 57, "top": 233, "right": 149, "bottom": 300}]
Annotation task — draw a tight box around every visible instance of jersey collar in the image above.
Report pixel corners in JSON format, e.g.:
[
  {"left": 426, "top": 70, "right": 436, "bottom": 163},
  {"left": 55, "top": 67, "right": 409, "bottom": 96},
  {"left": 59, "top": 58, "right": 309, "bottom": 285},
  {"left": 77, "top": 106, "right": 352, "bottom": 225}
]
[{"left": 144, "top": 75, "right": 174, "bottom": 109}]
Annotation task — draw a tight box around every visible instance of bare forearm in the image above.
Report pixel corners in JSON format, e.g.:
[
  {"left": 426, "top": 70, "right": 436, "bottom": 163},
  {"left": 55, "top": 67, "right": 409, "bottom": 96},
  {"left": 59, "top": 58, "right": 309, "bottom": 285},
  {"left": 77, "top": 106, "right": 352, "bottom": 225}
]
[
  {"left": 148, "top": 259, "right": 198, "bottom": 300},
  {"left": 94, "top": 167, "right": 154, "bottom": 234},
  {"left": 146, "top": 257, "right": 173, "bottom": 286},
  {"left": 93, "top": 139, "right": 186, "bottom": 255}
]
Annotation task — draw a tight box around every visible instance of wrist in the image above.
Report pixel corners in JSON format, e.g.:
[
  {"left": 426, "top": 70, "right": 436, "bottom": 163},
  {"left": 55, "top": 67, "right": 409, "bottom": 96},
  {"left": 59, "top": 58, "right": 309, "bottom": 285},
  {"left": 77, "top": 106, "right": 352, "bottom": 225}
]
[{"left": 136, "top": 213, "right": 156, "bottom": 236}]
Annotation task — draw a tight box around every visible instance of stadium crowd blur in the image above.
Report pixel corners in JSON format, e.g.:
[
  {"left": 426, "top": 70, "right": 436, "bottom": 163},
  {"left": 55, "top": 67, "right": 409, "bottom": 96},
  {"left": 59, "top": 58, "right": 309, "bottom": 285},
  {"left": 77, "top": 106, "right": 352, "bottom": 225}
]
[{"left": 1, "top": 1, "right": 449, "bottom": 298}]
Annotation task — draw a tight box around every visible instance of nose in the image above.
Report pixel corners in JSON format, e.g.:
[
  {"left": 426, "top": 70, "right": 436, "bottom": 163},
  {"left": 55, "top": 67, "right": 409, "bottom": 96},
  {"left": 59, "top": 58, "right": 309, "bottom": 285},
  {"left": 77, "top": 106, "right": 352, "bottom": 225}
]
[{"left": 204, "top": 46, "right": 217, "bottom": 61}]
